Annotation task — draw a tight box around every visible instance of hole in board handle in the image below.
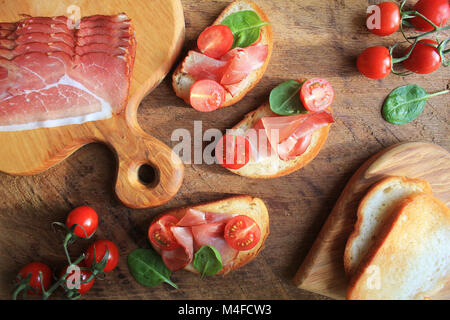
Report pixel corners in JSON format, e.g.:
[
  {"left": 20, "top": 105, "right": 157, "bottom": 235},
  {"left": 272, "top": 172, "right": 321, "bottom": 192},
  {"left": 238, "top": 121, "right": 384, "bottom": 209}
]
[{"left": 138, "top": 164, "right": 159, "bottom": 187}]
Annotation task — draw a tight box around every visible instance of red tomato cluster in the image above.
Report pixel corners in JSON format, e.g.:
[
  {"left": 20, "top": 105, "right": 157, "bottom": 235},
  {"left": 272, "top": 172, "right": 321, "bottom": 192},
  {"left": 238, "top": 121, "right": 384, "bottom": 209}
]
[
  {"left": 358, "top": 0, "right": 449, "bottom": 79},
  {"left": 13, "top": 206, "right": 119, "bottom": 300}
]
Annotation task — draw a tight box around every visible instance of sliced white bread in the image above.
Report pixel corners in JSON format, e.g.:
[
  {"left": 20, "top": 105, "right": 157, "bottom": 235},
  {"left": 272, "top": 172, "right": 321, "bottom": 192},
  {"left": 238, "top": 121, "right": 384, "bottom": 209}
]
[
  {"left": 344, "top": 176, "right": 432, "bottom": 275},
  {"left": 152, "top": 195, "right": 269, "bottom": 275},
  {"left": 227, "top": 101, "right": 331, "bottom": 178},
  {"left": 172, "top": 0, "right": 273, "bottom": 107},
  {"left": 347, "top": 193, "right": 450, "bottom": 300}
]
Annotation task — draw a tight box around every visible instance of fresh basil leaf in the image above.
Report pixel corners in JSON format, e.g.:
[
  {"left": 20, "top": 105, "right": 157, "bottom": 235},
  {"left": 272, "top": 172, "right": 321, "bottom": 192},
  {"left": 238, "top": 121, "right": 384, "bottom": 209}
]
[
  {"left": 127, "top": 248, "right": 178, "bottom": 289},
  {"left": 221, "top": 10, "right": 269, "bottom": 48},
  {"left": 269, "top": 80, "right": 308, "bottom": 115},
  {"left": 193, "top": 245, "right": 222, "bottom": 277}
]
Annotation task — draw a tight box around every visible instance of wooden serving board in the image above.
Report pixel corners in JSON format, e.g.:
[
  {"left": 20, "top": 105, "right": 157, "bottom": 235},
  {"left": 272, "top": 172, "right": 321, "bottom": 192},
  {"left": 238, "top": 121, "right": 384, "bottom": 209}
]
[
  {"left": 0, "top": 0, "right": 185, "bottom": 208},
  {"left": 293, "top": 142, "right": 450, "bottom": 300}
]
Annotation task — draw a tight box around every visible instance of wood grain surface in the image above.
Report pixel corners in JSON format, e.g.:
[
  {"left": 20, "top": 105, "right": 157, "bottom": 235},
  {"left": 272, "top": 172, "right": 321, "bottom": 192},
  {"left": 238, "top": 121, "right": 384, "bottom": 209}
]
[
  {"left": 0, "top": 0, "right": 185, "bottom": 208},
  {"left": 293, "top": 142, "right": 450, "bottom": 299},
  {"left": 0, "top": 0, "right": 448, "bottom": 300}
]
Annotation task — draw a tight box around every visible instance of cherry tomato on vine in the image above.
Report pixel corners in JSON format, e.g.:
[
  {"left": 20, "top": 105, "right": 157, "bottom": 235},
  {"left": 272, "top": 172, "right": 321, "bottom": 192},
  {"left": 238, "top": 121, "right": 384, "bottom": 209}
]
[
  {"left": 17, "top": 262, "right": 52, "bottom": 295},
  {"left": 224, "top": 215, "right": 261, "bottom": 251},
  {"left": 197, "top": 25, "right": 234, "bottom": 59},
  {"left": 300, "top": 78, "right": 335, "bottom": 112},
  {"left": 403, "top": 39, "right": 441, "bottom": 74},
  {"left": 366, "top": 2, "right": 401, "bottom": 36},
  {"left": 409, "top": 0, "right": 450, "bottom": 32},
  {"left": 215, "top": 134, "right": 250, "bottom": 170},
  {"left": 60, "top": 263, "right": 95, "bottom": 295},
  {"left": 190, "top": 79, "right": 226, "bottom": 112},
  {"left": 65, "top": 206, "right": 98, "bottom": 238},
  {"left": 84, "top": 240, "right": 119, "bottom": 273},
  {"left": 148, "top": 215, "right": 180, "bottom": 251},
  {"left": 357, "top": 46, "right": 392, "bottom": 79}
]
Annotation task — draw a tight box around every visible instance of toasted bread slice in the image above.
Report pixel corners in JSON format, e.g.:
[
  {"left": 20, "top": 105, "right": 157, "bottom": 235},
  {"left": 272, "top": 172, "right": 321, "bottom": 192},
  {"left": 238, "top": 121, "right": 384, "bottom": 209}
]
[
  {"left": 152, "top": 195, "right": 269, "bottom": 275},
  {"left": 344, "top": 176, "right": 432, "bottom": 275},
  {"left": 226, "top": 102, "right": 331, "bottom": 178},
  {"left": 172, "top": 0, "right": 273, "bottom": 108},
  {"left": 347, "top": 193, "right": 450, "bottom": 300}
]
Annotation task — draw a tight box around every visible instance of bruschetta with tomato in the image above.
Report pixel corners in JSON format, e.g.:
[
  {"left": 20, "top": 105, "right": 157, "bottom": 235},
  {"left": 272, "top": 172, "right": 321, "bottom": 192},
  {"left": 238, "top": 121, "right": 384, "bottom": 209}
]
[
  {"left": 172, "top": 0, "right": 273, "bottom": 112},
  {"left": 148, "top": 195, "right": 269, "bottom": 275},
  {"left": 215, "top": 79, "right": 335, "bottom": 178}
]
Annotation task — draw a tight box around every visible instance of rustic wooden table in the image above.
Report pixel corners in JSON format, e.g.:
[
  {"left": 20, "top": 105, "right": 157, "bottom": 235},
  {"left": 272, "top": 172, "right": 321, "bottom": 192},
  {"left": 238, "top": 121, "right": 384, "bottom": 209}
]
[{"left": 0, "top": 0, "right": 448, "bottom": 300}]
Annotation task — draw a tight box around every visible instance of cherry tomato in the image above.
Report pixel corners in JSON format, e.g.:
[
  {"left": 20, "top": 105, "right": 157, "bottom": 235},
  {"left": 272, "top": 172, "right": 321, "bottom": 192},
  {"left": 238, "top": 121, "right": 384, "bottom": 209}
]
[
  {"left": 403, "top": 39, "right": 441, "bottom": 74},
  {"left": 84, "top": 240, "right": 119, "bottom": 273},
  {"left": 300, "top": 78, "right": 335, "bottom": 112},
  {"left": 224, "top": 215, "right": 261, "bottom": 251},
  {"left": 410, "top": 0, "right": 450, "bottom": 32},
  {"left": 366, "top": 2, "right": 401, "bottom": 36},
  {"left": 190, "top": 79, "right": 226, "bottom": 112},
  {"left": 17, "top": 262, "right": 52, "bottom": 295},
  {"left": 148, "top": 215, "right": 180, "bottom": 251},
  {"left": 60, "top": 263, "right": 95, "bottom": 295},
  {"left": 197, "top": 25, "right": 234, "bottom": 59},
  {"left": 65, "top": 206, "right": 98, "bottom": 238},
  {"left": 215, "top": 134, "right": 250, "bottom": 170},
  {"left": 357, "top": 46, "right": 391, "bottom": 79}
]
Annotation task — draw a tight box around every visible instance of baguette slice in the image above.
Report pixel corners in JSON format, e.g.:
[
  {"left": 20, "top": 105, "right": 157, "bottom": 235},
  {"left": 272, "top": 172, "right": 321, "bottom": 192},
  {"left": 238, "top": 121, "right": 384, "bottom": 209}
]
[
  {"left": 227, "top": 102, "right": 331, "bottom": 178},
  {"left": 152, "top": 195, "right": 269, "bottom": 275},
  {"left": 172, "top": 0, "right": 273, "bottom": 107},
  {"left": 347, "top": 193, "right": 450, "bottom": 300},
  {"left": 344, "top": 176, "right": 432, "bottom": 275}
]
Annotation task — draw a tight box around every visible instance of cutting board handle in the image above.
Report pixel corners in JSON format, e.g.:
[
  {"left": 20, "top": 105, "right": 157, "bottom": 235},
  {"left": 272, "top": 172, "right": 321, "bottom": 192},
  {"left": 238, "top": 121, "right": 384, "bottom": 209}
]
[{"left": 105, "top": 124, "right": 184, "bottom": 209}]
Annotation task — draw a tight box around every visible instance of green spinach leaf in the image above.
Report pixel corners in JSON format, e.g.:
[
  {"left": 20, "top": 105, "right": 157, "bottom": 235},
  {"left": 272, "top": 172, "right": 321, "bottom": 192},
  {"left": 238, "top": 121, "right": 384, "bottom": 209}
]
[
  {"left": 269, "top": 80, "right": 308, "bottom": 115},
  {"left": 193, "top": 245, "right": 223, "bottom": 277},
  {"left": 382, "top": 85, "right": 449, "bottom": 125},
  {"left": 221, "top": 10, "right": 269, "bottom": 48},
  {"left": 127, "top": 248, "right": 178, "bottom": 288}
]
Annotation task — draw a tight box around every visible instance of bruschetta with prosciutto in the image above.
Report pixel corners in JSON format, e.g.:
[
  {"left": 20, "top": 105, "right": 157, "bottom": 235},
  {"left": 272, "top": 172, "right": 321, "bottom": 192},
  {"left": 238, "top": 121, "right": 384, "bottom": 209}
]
[
  {"left": 215, "top": 79, "right": 335, "bottom": 178},
  {"left": 148, "top": 196, "right": 269, "bottom": 275},
  {"left": 172, "top": 0, "right": 273, "bottom": 112}
]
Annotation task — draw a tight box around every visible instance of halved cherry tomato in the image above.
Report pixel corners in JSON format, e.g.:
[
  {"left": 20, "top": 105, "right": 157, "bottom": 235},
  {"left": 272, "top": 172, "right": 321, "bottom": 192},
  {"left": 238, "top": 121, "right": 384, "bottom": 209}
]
[
  {"left": 366, "top": 2, "right": 401, "bottom": 36},
  {"left": 403, "top": 39, "right": 441, "bottom": 74},
  {"left": 17, "top": 262, "right": 52, "bottom": 295},
  {"left": 215, "top": 134, "right": 250, "bottom": 170},
  {"left": 84, "top": 240, "right": 119, "bottom": 273},
  {"left": 65, "top": 206, "right": 98, "bottom": 238},
  {"left": 197, "top": 25, "right": 234, "bottom": 59},
  {"left": 190, "top": 79, "right": 226, "bottom": 112},
  {"left": 300, "top": 78, "right": 335, "bottom": 112},
  {"left": 410, "top": 0, "right": 450, "bottom": 32},
  {"left": 148, "top": 215, "right": 180, "bottom": 251},
  {"left": 357, "top": 46, "right": 391, "bottom": 79},
  {"left": 224, "top": 215, "right": 261, "bottom": 251},
  {"left": 60, "top": 263, "right": 95, "bottom": 295}
]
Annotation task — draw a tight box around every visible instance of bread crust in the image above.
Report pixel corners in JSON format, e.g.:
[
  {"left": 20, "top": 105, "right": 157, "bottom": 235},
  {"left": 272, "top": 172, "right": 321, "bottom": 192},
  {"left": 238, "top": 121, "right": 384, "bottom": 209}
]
[
  {"left": 226, "top": 101, "right": 331, "bottom": 179},
  {"left": 151, "top": 195, "right": 269, "bottom": 275},
  {"left": 172, "top": 0, "right": 273, "bottom": 107},
  {"left": 346, "top": 193, "right": 450, "bottom": 300},
  {"left": 343, "top": 176, "right": 432, "bottom": 275}
]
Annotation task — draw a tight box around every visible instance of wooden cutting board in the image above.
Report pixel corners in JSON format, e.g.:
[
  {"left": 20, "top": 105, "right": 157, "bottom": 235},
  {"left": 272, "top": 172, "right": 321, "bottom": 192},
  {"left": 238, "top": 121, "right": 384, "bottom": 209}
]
[
  {"left": 0, "top": 0, "right": 185, "bottom": 208},
  {"left": 293, "top": 142, "right": 450, "bottom": 300}
]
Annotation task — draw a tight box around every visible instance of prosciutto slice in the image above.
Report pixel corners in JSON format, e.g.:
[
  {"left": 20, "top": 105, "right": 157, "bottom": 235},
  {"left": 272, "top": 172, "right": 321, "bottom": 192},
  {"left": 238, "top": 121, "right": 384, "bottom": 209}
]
[
  {"left": 248, "top": 111, "right": 334, "bottom": 161},
  {"left": 0, "top": 13, "right": 136, "bottom": 131},
  {"left": 159, "top": 209, "right": 238, "bottom": 272},
  {"left": 181, "top": 43, "right": 268, "bottom": 96},
  {"left": 161, "top": 227, "right": 194, "bottom": 272}
]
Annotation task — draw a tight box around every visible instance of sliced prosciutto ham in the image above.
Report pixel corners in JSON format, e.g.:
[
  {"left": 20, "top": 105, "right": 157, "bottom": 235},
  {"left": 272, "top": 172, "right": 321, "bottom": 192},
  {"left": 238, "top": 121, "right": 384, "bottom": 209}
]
[
  {"left": 248, "top": 111, "right": 334, "bottom": 161},
  {"left": 156, "top": 209, "right": 238, "bottom": 272},
  {"left": 0, "top": 13, "right": 136, "bottom": 130},
  {"left": 181, "top": 43, "right": 268, "bottom": 96},
  {"left": 161, "top": 227, "right": 194, "bottom": 272}
]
